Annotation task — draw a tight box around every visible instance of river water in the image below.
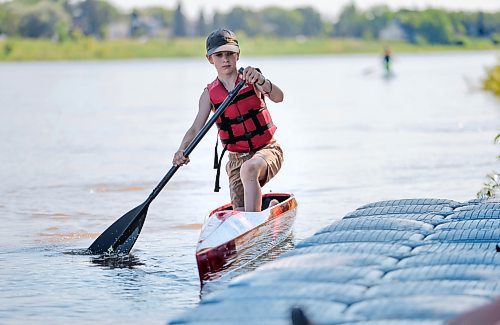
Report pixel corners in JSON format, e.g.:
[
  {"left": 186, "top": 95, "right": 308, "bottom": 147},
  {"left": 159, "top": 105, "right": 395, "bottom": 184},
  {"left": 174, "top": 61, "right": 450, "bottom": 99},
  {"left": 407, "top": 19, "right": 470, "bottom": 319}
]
[{"left": 0, "top": 51, "right": 499, "bottom": 324}]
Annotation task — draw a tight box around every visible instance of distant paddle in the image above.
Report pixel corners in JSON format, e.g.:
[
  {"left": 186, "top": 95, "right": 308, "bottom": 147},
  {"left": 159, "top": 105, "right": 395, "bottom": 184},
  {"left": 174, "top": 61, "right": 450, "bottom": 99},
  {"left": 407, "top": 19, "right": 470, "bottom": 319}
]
[{"left": 88, "top": 68, "right": 246, "bottom": 255}]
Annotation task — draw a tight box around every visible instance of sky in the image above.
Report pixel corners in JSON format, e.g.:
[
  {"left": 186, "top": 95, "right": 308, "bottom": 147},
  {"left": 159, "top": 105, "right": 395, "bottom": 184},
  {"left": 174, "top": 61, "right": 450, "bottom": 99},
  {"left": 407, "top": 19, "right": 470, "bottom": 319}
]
[{"left": 108, "top": 0, "right": 500, "bottom": 19}]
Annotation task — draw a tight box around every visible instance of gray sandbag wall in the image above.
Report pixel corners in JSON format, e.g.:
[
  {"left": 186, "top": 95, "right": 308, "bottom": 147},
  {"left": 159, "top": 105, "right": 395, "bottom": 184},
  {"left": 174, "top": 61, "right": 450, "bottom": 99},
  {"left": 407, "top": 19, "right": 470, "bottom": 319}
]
[{"left": 169, "top": 198, "right": 500, "bottom": 325}]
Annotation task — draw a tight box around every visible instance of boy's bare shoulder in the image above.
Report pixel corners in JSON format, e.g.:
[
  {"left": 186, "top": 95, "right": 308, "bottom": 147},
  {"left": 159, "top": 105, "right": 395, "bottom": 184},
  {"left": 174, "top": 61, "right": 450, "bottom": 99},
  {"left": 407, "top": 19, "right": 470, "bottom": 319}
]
[
  {"left": 200, "top": 87, "right": 210, "bottom": 99},
  {"left": 199, "top": 88, "right": 211, "bottom": 109}
]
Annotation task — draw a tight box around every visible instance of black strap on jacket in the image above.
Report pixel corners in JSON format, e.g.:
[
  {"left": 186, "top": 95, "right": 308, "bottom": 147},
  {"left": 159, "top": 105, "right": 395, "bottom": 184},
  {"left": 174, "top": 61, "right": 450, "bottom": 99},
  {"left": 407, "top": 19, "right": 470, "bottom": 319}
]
[
  {"left": 220, "top": 121, "right": 274, "bottom": 146},
  {"left": 218, "top": 108, "right": 273, "bottom": 152},
  {"left": 212, "top": 89, "right": 256, "bottom": 110},
  {"left": 213, "top": 139, "right": 227, "bottom": 192}
]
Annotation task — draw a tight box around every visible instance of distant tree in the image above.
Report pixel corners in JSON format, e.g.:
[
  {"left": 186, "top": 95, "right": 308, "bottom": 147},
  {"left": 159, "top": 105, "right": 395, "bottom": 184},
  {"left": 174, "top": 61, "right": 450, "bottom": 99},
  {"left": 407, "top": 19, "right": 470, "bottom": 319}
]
[
  {"left": 128, "top": 6, "right": 172, "bottom": 38},
  {"left": 295, "top": 7, "right": 323, "bottom": 36},
  {"left": 448, "top": 11, "right": 468, "bottom": 36},
  {"left": 195, "top": 9, "right": 207, "bottom": 36},
  {"left": 140, "top": 6, "right": 174, "bottom": 27},
  {"left": 2, "top": 1, "right": 499, "bottom": 44},
  {"left": 224, "top": 7, "right": 245, "bottom": 33},
  {"left": 225, "top": 7, "right": 260, "bottom": 36},
  {"left": 483, "top": 12, "right": 500, "bottom": 37},
  {"left": 212, "top": 11, "right": 224, "bottom": 31},
  {"left": 173, "top": 2, "right": 186, "bottom": 36},
  {"left": 18, "top": 1, "right": 70, "bottom": 38},
  {"left": 396, "top": 10, "right": 422, "bottom": 43},
  {"left": 365, "top": 5, "right": 392, "bottom": 39},
  {"left": 60, "top": 0, "right": 73, "bottom": 16},
  {"left": 418, "top": 9, "right": 454, "bottom": 44},
  {"left": 333, "top": 4, "right": 365, "bottom": 37},
  {"left": 74, "top": 0, "right": 118, "bottom": 38},
  {"left": 129, "top": 9, "right": 141, "bottom": 37},
  {"left": 0, "top": 3, "right": 21, "bottom": 35},
  {"left": 260, "top": 6, "right": 301, "bottom": 37}
]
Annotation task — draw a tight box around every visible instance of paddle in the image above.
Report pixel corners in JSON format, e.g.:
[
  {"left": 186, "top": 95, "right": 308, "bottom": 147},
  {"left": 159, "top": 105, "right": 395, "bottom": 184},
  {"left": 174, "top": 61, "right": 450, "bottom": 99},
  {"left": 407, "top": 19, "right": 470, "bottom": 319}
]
[{"left": 88, "top": 67, "right": 246, "bottom": 255}]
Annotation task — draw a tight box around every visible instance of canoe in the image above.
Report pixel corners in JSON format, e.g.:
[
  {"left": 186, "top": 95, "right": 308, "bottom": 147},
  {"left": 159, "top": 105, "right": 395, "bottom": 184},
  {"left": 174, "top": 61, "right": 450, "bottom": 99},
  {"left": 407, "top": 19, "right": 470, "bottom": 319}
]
[{"left": 196, "top": 193, "right": 298, "bottom": 284}]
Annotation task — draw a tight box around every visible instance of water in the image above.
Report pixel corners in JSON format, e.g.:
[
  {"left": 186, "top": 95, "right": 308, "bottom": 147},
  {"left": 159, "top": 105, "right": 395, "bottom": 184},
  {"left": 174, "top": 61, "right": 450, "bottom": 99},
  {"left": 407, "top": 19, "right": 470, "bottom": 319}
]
[{"left": 1, "top": 51, "right": 499, "bottom": 324}]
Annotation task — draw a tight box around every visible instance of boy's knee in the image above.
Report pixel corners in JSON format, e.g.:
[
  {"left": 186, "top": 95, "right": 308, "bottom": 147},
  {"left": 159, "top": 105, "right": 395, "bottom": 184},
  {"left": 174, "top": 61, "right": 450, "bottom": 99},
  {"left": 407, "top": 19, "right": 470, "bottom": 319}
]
[{"left": 240, "top": 159, "right": 264, "bottom": 181}]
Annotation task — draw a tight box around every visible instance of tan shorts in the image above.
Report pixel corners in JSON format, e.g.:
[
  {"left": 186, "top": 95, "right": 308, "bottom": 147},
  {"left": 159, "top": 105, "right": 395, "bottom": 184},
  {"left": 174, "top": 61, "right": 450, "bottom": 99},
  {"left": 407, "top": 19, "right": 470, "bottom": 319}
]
[{"left": 225, "top": 139, "right": 284, "bottom": 209}]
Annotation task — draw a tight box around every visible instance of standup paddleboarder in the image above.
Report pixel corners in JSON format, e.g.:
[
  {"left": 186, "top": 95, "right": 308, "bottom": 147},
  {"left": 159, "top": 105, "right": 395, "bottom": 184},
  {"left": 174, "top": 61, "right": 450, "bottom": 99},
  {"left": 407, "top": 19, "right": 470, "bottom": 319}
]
[
  {"left": 383, "top": 46, "right": 392, "bottom": 75},
  {"left": 172, "top": 28, "right": 285, "bottom": 212}
]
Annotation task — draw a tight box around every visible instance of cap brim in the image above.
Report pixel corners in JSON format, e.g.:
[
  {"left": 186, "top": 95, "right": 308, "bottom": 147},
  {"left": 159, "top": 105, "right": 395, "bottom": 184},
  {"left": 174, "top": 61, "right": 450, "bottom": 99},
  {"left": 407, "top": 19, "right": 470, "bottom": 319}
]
[{"left": 207, "top": 44, "right": 240, "bottom": 56}]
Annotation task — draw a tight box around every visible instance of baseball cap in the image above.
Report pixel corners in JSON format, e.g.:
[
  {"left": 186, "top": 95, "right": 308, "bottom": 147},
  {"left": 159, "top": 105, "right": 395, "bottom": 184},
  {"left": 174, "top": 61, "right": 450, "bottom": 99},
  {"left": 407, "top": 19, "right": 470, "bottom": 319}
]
[{"left": 206, "top": 28, "right": 240, "bottom": 56}]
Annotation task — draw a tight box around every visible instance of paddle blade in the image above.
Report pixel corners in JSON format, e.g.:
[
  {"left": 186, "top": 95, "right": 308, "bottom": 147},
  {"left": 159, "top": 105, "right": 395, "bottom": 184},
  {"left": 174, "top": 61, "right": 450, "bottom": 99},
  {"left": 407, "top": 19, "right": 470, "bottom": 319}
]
[{"left": 88, "top": 203, "right": 149, "bottom": 255}]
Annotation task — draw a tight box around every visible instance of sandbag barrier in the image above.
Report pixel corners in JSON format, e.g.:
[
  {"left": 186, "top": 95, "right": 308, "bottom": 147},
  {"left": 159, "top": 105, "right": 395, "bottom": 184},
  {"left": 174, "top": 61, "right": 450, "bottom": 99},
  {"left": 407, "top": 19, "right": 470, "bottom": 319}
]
[{"left": 169, "top": 198, "right": 500, "bottom": 325}]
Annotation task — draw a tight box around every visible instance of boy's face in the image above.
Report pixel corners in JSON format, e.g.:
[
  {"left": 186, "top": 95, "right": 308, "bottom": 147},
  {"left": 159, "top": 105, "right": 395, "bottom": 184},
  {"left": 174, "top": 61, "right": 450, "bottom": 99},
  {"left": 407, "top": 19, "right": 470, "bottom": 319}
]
[{"left": 207, "top": 51, "right": 239, "bottom": 74}]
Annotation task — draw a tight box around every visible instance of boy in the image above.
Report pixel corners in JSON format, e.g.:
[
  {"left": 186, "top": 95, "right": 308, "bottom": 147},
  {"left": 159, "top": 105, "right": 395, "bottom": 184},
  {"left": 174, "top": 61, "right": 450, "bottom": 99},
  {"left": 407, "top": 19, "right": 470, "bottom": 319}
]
[{"left": 172, "top": 28, "right": 284, "bottom": 212}]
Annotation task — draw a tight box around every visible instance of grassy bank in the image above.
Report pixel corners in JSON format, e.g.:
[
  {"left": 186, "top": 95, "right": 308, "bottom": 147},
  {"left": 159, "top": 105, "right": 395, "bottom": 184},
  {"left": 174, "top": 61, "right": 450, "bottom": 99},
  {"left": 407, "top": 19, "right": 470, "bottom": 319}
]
[{"left": 0, "top": 37, "right": 498, "bottom": 61}]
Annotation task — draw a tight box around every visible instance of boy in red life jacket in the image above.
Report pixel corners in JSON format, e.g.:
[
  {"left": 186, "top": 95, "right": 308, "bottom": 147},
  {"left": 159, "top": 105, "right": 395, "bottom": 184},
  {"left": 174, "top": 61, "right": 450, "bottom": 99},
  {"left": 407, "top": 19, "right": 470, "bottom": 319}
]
[{"left": 172, "top": 28, "right": 284, "bottom": 212}]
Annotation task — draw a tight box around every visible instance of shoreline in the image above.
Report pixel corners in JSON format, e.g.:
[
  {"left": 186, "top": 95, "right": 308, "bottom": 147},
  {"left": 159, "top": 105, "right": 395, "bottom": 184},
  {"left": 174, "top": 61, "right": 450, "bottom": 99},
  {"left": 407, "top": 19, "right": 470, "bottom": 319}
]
[{"left": 1, "top": 37, "right": 498, "bottom": 61}]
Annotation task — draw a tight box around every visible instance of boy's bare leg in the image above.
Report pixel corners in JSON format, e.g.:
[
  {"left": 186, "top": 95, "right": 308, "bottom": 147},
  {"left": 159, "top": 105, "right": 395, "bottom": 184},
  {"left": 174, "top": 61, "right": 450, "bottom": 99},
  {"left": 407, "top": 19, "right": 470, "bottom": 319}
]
[
  {"left": 269, "top": 199, "right": 279, "bottom": 207},
  {"left": 240, "top": 156, "right": 268, "bottom": 212},
  {"left": 447, "top": 298, "right": 500, "bottom": 325}
]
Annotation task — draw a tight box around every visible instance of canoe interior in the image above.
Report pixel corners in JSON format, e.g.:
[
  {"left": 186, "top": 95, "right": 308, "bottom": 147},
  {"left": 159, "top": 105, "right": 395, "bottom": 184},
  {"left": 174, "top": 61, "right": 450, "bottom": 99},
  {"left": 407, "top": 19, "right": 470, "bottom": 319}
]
[{"left": 209, "top": 192, "right": 292, "bottom": 214}]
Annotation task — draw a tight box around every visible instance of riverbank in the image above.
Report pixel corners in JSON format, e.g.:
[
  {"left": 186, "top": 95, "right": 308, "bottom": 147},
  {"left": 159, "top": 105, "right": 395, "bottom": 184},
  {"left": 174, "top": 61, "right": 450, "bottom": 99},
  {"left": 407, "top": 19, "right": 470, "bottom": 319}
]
[{"left": 1, "top": 37, "right": 498, "bottom": 61}]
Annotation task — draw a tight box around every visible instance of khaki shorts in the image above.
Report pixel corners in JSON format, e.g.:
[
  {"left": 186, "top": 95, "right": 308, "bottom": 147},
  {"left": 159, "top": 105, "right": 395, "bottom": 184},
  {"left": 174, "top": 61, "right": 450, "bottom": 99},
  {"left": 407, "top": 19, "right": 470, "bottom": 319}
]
[{"left": 226, "top": 139, "right": 284, "bottom": 209}]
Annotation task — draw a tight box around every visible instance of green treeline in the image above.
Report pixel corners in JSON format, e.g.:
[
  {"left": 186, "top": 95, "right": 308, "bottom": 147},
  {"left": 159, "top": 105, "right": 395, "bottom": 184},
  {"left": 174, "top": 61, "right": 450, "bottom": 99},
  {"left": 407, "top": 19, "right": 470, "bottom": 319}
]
[{"left": 1, "top": 0, "right": 499, "bottom": 44}]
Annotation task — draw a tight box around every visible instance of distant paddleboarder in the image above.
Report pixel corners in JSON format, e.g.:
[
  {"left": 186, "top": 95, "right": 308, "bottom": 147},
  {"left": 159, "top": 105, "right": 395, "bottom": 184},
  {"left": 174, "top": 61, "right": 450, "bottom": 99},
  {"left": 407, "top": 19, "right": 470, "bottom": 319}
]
[{"left": 383, "top": 46, "right": 392, "bottom": 75}]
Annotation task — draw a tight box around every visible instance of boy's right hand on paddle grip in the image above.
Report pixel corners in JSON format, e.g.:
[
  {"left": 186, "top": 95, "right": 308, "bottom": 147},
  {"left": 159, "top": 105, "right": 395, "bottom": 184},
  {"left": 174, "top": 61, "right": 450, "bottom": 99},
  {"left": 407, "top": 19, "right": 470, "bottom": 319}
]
[{"left": 173, "top": 150, "right": 190, "bottom": 166}]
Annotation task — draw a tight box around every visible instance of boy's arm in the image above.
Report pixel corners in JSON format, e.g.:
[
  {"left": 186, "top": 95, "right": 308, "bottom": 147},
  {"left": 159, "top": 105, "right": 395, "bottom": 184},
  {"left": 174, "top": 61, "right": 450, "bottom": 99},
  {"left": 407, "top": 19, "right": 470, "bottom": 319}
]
[
  {"left": 242, "top": 66, "right": 284, "bottom": 103},
  {"left": 172, "top": 89, "right": 212, "bottom": 166}
]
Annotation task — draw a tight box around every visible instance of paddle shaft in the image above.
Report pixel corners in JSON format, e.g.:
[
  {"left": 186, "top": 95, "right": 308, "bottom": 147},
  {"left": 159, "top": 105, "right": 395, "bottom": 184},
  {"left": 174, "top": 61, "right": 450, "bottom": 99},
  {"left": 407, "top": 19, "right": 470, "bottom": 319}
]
[
  {"left": 88, "top": 69, "right": 246, "bottom": 254},
  {"left": 145, "top": 70, "right": 246, "bottom": 205}
]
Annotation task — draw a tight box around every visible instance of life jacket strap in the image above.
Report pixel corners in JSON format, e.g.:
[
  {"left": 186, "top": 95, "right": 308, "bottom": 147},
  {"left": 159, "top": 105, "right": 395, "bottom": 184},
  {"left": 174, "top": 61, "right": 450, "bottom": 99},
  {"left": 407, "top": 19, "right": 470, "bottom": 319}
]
[
  {"left": 212, "top": 89, "right": 256, "bottom": 109},
  {"left": 213, "top": 141, "right": 228, "bottom": 192},
  {"left": 220, "top": 121, "right": 274, "bottom": 145},
  {"left": 217, "top": 107, "right": 266, "bottom": 127}
]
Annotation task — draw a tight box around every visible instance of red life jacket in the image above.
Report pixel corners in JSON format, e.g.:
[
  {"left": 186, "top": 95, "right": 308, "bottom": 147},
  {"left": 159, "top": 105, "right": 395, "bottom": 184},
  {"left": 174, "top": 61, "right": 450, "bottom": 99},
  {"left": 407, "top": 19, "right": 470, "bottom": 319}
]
[{"left": 207, "top": 76, "right": 276, "bottom": 153}]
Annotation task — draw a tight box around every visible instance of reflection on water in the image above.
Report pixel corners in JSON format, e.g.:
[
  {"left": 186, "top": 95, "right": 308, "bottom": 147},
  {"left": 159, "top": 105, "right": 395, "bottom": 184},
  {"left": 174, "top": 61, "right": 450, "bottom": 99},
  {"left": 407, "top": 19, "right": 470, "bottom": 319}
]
[
  {"left": 64, "top": 249, "right": 147, "bottom": 270},
  {"left": 89, "top": 184, "right": 147, "bottom": 193},
  {"left": 36, "top": 230, "right": 99, "bottom": 244},
  {"left": 200, "top": 234, "right": 295, "bottom": 297},
  {"left": 196, "top": 195, "right": 297, "bottom": 287},
  {"left": 198, "top": 211, "right": 295, "bottom": 284},
  {"left": 90, "top": 253, "right": 145, "bottom": 269},
  {"left": 0, "top": 52, "right": 499, "bottom": 324},
  {"left": 32, "top": 212, "right": 71, "bottom": 219},
  {"left": 172, "top": 223, "right": 203, "bottom": 230}
]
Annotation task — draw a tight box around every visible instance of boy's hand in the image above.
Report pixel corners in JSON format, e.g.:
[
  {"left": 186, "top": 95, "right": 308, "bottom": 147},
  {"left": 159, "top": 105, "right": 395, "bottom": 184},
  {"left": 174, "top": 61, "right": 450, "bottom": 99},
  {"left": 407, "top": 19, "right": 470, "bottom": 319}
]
[
  {"left": 173, "top": 150, "right": 190, "bottom": 166},
  {"left": 242, "top": 66, "right": 265, "bottom": 85}
]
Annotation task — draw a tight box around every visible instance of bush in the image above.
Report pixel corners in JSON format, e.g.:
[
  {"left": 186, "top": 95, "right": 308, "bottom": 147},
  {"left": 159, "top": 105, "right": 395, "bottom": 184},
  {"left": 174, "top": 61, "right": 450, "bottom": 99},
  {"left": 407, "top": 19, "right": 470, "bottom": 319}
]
[
  {"left": 483, "top": 63, "right": 500, "bottom": 96},
  {"left": 477, "top": 135, "right": 500, "bottom": 199}
]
